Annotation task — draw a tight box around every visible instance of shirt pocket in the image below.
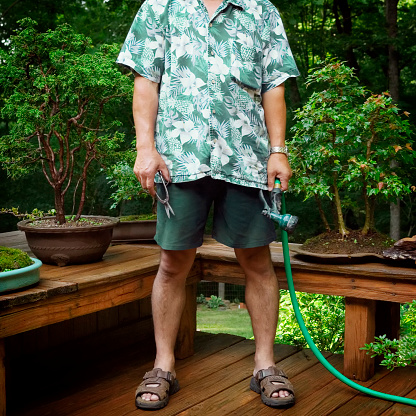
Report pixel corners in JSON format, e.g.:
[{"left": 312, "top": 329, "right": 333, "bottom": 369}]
[{"left": 230, "top": 29, "right": 262, "bottom": 92}]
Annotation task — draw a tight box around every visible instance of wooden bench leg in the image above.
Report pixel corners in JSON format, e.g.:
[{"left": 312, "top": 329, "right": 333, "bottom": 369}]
[
  {"left": 1, "top": 338, "right": 5, "bottom": 416},
  {"left": 175, "top": 283, "right": 197, "bottom": 360},
  {"left": 344, "top": 297, "right": 376, "bottom": 381}
]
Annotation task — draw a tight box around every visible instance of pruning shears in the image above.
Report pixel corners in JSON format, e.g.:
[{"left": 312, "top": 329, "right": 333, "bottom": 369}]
[{"left": 155, "top": 171, "right": 175, "bottom": 218}]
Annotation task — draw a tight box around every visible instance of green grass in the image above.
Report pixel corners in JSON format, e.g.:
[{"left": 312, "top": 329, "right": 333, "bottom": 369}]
[{"left": 196, "top": 306, "right": 253, "bottom": 339}]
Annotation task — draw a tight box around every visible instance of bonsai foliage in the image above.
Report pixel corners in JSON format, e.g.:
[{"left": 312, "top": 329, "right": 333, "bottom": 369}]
[
  {"left": 290, "top": 61, "right": 415, "bottom": 237},
  {"left": 0, "top": 19, "right": 131, "bottom": 223},
  {"left": 107, "top": 149, "right": 153, "bottom": 211}
]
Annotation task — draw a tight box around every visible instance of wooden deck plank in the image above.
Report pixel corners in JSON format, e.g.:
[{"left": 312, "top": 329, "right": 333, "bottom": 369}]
[
  {"left": 179, "top": 349, "right": 332, "bottom": 416},
  {"left": 6, "top": 333, "right": 416, "bottom": 416},
  {"left": 379, "top": 386, "right": 416, "bottom": 416},
  {"left": 229, "top": 353, "right": 343, "bottom": 416},
  {"left": 7, "top": 332, "right": 244, "bottom": 416},
  {"left": 120, "top": 343, "right": 300, "bottom": 416},
  {"left": 330, "top": 366, "right": 416, "bottom": 415}
]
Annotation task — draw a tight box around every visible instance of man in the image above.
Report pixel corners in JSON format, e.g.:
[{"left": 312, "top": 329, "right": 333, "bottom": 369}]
[{"left": 117, "top": 0, "right": 300, "bottom": 410}]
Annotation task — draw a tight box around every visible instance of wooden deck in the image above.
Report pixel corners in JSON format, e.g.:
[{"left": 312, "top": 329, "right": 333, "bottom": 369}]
[
  {"left": 6, "top": 331, "right": 416, "bottom": 416},
  {"left": 1, "top": 231, "right": 416, "bottom": 415}
]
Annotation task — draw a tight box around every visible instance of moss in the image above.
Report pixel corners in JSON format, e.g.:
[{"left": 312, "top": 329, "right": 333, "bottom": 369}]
[
  {"left": 0, "top": 247, "right": 33, "bottom": 272},
  {"left": 120, "top": 214, "right": 157, "bottom": 221}
]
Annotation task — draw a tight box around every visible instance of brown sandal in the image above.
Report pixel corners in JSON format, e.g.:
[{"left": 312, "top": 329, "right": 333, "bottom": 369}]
[
  {"left": 250, "top": 366, "right": 295, "bottom": 408},
  {"left": 135, "top": 368, "right": 180, "bottom": 410}
]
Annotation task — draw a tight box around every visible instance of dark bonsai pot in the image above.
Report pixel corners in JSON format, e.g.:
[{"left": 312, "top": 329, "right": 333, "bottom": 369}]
[
  {"left": 17, "top": 216, "right": 119, "bottom": 266},
  {"left": 112, "top": 219, "right": 157, "bottom": 242}
]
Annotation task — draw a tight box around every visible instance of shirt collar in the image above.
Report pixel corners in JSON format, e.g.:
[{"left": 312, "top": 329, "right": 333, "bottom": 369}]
[{"left": 226, "top": 0, "right": 248, "bottom": 11}]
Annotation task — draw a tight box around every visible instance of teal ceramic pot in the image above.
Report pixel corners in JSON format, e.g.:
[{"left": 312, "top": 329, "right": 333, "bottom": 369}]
[{"left": 0, "top": 257, "right": 42, "bottom": 293}]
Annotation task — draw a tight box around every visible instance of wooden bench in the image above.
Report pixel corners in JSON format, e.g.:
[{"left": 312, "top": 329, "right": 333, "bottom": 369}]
[
  {"left": 197, "top": 239, "right": 416, "bottom": 381},
  {"left": 0, "top": 233, "right": 198, "bottom": 416},
  {"left": 1, "top": 232, "right": 415, "bottom": 415}
]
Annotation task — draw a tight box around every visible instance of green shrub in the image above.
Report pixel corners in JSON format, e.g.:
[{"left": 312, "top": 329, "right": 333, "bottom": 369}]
[
  {"left": 361, "top": 300, "right": 416, "bottom": 370},
  {"left": 207, "top": 295, "right": 225, "bottom": 310},
  {"left": 361, "top": 335, "right": 416, "bottom": 370},
  {"left": 276, "top": 290, "right": 345, "bottom": 353},
  {"left": 196, "top": 294, "right": 207, "bottom": 304},
  {"left": 0, "top": 247, "right": 33, "bottom": 272}
]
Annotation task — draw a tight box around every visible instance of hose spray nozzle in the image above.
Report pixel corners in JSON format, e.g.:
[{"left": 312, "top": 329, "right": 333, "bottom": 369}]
[{"left": 260, "top": 179, "right": 298, "bottom": 234}]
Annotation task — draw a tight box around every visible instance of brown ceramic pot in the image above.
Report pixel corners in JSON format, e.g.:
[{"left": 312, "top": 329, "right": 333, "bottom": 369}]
[
  {"left": 17, "top": 216, "right": 119, "bottom": 266},
  {"left": 111, "top": 219, "right": 157, "bottom": 242}
]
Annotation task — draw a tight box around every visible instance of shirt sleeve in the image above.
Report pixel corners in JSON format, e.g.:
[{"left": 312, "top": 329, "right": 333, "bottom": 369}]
[
  {"left": 262, "top": 8, "right": 300, "bottom": 94},
  {"left": 116, "top": 0, "right": 165, "bottom": 83}
]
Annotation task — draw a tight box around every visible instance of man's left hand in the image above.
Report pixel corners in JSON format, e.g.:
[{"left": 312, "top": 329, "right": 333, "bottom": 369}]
[{"left": 267, "top": 153, "right": 292, "bottom": 191}]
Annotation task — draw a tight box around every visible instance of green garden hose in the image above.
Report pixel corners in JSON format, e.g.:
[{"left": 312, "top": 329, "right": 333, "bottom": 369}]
[{"left": 279, "top": 190, "right": 416, "bottom": 407}]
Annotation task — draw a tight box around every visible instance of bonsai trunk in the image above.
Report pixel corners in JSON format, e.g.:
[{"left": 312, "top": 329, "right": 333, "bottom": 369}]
[
  {"left": 332, "top": 174, "right": 349, "bottom": 238},
  {"left": 314, "top": 194, "right": 331, "bottom": 232},
  {"left": 362, "top": 192, "right": 376, "bottom": 235},
  {"left": 54, "top": 186, "right": 66, "bottom": 224}
]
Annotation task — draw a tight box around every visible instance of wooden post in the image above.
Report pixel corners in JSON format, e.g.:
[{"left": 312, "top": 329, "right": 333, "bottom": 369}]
[
  {"left": 0, "top": 338, "right": 5, "bottom": 416},
  {"left": 218, "top": 282, "right": 225, "bottom": 300},
  {"left": 175, "top": 283, "right": 197, "bottom": 359},
  {"left": 344, "top": 297, "right": 376, "bottom": 381}
]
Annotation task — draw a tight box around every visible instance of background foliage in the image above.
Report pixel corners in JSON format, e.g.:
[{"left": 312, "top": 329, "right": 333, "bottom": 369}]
[{"left": 1, "top": 0, "right": 415, "bottom": 237}]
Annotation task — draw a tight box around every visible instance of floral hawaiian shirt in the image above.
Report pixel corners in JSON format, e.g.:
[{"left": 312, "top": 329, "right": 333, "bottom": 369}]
[{"left": 117, "top": 0, "right": 299, "bottom": 189}]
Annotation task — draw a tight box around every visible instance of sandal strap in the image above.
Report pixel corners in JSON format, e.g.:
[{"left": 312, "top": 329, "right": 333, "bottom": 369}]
[
  {"left": 256, "top": 366, "right": 288, "bottom": 382},
  {"left": 260, "top": 375, "right": 295, "bottom": 398},
  {"left": 143, "top": 368, "right": 175, "bottom": 384},
  {"left": 136, "top": 371, "right": 172, "bottom": 401}
]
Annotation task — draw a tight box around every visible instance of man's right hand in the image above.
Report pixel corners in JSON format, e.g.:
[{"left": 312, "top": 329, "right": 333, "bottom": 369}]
[{"left": 134, "top": 148, "right": 170, "bottom": 197}]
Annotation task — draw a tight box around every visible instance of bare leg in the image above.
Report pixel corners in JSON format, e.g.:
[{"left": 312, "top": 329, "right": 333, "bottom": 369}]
[
  {"left": 235, "top": 245, "right": 289, "bottom": 399},
  {"left": 142, "top": 247, "right": 196, "bottom": 401}
]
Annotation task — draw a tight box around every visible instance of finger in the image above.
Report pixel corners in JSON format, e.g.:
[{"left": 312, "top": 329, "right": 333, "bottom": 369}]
[
  {"left": 146, "top": 179, "right": 156, "bottom": 197},
  {"left": 267, "top": 171, "right": 276, "bottom": 192},
  {"left": 159, "top": 162, "right": 171, "bottom": 182},
  {"left": 279, "top": 176, "right": 289, "bottom": 191}
]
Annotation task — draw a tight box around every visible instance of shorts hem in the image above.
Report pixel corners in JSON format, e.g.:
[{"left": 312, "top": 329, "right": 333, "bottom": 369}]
[
  {"left": 154, "top": 237, "right": 204, "bottom": 251},
  {"left": 212, "top": 234, "right": 276, "bottom": 249}
]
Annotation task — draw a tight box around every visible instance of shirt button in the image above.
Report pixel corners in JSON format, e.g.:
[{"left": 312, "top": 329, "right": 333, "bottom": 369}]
[
  {"left": 212, "top": 109, "right": 216, "bottom": 114},
  {"left": 209, "top": 23, "right": 213, "bottom": 27},
  {"left": 211, "top": 50, "right": 214, "bottom": 56},
  {"left": 211, "top": 79, "right": 215, "bottom": 84}
]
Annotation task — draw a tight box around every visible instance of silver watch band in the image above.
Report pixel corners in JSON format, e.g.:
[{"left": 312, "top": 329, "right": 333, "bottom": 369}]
[{"left": 270, "top": 146, "right": 288, "bottom": 156}]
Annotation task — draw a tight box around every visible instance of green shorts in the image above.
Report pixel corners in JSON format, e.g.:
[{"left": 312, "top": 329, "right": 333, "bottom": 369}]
[{"left": 154, "top": 177, "right": 276, "bottom": 250}]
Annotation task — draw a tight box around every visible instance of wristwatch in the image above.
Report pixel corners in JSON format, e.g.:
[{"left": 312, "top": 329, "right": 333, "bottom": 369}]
[{"left": 270, "top": 146, "right": 289, "bottom": 157}]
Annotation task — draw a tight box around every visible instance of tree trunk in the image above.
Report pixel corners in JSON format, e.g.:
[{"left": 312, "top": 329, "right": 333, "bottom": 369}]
[
  {"left": 333, "top": 0, "right": 360, "bottom": 74},
  {"left": 362, "top": 189, "right": 376, "bottom": 235},
  {"left": 54, "top": 186, "right": 66, "bottom": 224},
  {"left": 287, "top": 77, "right": 302, "bottom": 108},
  {"left": 385, "top": 0, "right": 400, "bottom": 240},
  {"left": 314, "top": 194, "right": 331, "bottom": 232},
  {"left": 332, "top": 175, "right": 349, "bottom": 237},
  {"left": 385, "top": 0, "right": 399, "bottom": 101}
]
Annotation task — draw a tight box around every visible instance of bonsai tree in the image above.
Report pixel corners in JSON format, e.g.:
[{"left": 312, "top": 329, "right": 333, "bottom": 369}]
[
  {"left": 107, "top": 149, "right": 156, "bottom": 217},
  {"left": 290, "top": 61, "right": 415, "bottom": 242},
  {"left": 0, "top": 19, "right": 131, "bottom": 224}
]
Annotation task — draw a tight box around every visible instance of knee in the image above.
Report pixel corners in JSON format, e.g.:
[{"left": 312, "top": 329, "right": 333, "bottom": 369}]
[
  {"left": 235, "top": 246, "right": 274, "bottom": 277},
  {"left": 157, "top": 248, "right": 196, "bottom": 282}
]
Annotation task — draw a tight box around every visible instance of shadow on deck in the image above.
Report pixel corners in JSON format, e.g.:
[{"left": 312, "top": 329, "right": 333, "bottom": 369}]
[{"left": 7, "top": 331, "right": 416, "bottom": 416}]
